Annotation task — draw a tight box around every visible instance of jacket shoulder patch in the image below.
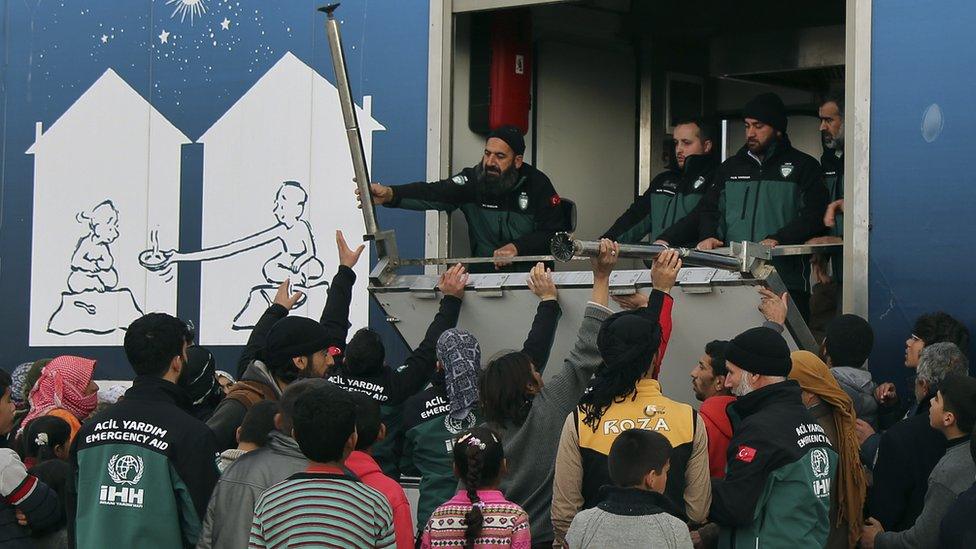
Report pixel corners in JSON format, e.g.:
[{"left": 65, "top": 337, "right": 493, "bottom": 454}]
[
  {"left": 735, "top": 445, "right": 757, "bottom": 463},
  {"left": 451, "top": 175, "right": 467, "bottom": 185}
]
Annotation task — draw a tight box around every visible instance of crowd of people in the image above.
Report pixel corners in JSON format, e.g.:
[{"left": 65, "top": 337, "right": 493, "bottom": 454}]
[
  {"left": 0, "top": 230, "right": 973, "bottom": 549},
  {"left": 1, "top": 89, "right": 974, "bottom": 548}
]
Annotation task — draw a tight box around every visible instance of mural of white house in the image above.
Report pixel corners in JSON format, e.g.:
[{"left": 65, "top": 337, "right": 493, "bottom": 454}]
[
  {"left": 191, "top": 52, "right": 384, "bottom": 345},
  {"left": 27, "top": 68, "right": 188, "bottom": 346}
]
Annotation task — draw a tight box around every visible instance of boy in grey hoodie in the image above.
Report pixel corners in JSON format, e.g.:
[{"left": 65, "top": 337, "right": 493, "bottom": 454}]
[
  {"left": 566, "top": 429, "right": 692, "bottom": 549},
  {"left": 823, "top": 314, "right": 880, "bottom": 428}
]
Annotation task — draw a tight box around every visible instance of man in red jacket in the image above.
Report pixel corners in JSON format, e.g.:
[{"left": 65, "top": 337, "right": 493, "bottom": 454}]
[{"left": 691, "top": 340, "right": 736, "bottom": 479}]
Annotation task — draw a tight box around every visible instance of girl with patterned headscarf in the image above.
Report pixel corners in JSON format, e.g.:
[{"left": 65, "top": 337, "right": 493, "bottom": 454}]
[
  {"left": 19, "top": 356, "right": 99, "bottom": 444},
  {"left": 400, "top": 328, "right": 483, "bottom": 536}
]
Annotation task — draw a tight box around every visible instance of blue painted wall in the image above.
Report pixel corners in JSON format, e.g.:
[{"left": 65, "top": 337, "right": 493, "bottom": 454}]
[
  {"left": 870, "top": 0, "right": 976, "bottom": 390},
  {"left": 0, "top": 0, "right": 428, "bottom": 378}
]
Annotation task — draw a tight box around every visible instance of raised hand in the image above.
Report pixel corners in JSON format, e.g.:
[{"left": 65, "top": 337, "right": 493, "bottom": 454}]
[
  {"left": 757, "top": 286, "right": 788, "bottom": 325},
  {"left": 591, "top": 239, "right": 619, "bottom": 280},
  {"left": 438, "top": 263, "right": 469, "bottom": 299},
  {"left": 336, "top": 230, "right": 366, "bottom": 268},
  {"left": 612, "top": 293, "right": 649, "bottom": 310},
  {"left": 273, "top": 279, "right": 304, "bottom": 310},
  {"left": 527, "top": 262, "right": 557, "bottom": 301},
  {"left": 651, "top": 249, "right": 681, "bottom": 293}
]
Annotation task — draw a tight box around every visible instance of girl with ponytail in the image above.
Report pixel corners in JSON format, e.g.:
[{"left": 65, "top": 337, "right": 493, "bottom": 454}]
[
  {"left": 21, "top": 415, "right": 72, "bottom": 547},
  {"left": 421, "top": 427, "right": 530, "bottom": 548}
]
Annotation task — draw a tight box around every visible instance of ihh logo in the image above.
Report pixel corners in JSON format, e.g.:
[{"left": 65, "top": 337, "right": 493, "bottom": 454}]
[{"left": 99, "top": 454, "right": 146, "bottom": 508}]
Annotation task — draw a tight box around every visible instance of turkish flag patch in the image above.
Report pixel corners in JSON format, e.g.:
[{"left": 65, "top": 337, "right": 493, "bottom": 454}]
[
  {"left": 550, "top": 194, "right": 561, "bottom": 207},
  {"left": 736, "top": 445, "right": 757, "bottom": 463}
]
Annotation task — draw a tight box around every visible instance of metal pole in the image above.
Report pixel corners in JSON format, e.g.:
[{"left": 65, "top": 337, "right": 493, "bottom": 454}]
[
  {"left": 319, "top": 3, "right": 380, "bottom": 240},
  {"left": 550, "top": 233, "right": 744, "bottom": 272}
]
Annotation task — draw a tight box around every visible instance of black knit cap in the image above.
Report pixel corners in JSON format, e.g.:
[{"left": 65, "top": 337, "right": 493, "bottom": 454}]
[
  {"left": 743, "top": 92, "right": 788, "bottom": 134},
  {"left": 725, "top": 326, "right": 792, "bottom": 377},
  {"left": 487, "top": 125, "right": 526, "bottom": 156},
  {"left": 597, "top": 310, "right": 663, "bottom": 371},
  {"left": 265, "top": 316, "right": 330, "bottom": 362}
]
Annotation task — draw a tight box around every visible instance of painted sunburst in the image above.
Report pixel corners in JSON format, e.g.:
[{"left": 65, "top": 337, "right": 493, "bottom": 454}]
[{"left": 166, "top": 0, "right": 207, "bottom": 24}]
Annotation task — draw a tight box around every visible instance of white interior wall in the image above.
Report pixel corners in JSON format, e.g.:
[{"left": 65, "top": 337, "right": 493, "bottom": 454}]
[{"left": 534, "top": 40, "right": 636, "bottom": 244}]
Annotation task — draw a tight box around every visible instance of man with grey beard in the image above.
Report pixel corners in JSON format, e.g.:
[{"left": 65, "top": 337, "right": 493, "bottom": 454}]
[
  {"left": 708, "top": 326, "right": 837, "bottom": 548},
  {"left": 360, "top": 125, "right": 566, "bottom": 272},
  {"left": 807, "top": 90, "right": 846, "bottom": 337}
]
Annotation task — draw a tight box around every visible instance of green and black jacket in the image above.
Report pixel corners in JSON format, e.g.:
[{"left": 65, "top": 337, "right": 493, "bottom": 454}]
[
  {"left": 398, "top": 299, "right": 561, "bottom": 532},
  {"left": 710, "top": 380, "right": 838, "bottom": 548},
  {"left": 387, "top": 163, "right": 566, "bottom": 271},
  {"left": 821, "top": 149, "right": 844, "bottom": 238},
  {"left": 697, "top": 137, "right": 828, "bottom": 290},
  {"left": 603, "top": 154, "right": 718, "bottom": 247},
  {"left": 69, "top": 376, "right": 219, "bottom": 549},
  {"left": 327, "top": 295, "right": 462, "bottom": 478}
]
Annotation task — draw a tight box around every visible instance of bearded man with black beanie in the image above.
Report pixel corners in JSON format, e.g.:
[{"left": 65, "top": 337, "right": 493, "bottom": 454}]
[
  {"left": 361, "top": 125, "right": 567, "bottom": 272},
  {"left": 680, "top": 92, "right": 828, "bottom": 318},
  {"left": 709, "top": 326, "right": 838, "bottom": 548}
]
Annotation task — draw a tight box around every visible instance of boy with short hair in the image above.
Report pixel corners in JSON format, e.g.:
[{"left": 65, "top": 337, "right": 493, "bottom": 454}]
[
  {"left": 0, "top": 368, "right": 61, "bottom": 548},
  {"left": 248, "top": 387, "right": 395, "bottom": 548},
  {"left": 862, "top": 374, "right": 976, "bottom": 549},
  {"left": 218, "top": 400, "right": 278, "bottom": 472},
  {"left": 343, "top": 391, "right": 413, "bottom": 548},
  {"left": 565, "top": 429, "right": 692, "bottom": 549}
]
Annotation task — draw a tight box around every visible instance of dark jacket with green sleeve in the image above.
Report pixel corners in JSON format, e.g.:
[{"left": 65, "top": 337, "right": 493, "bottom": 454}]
[
  {"left": 696, "top": 137, "right": 828, "bottom": 290},
  {"left": 603, "top": 154, "right": 718, "bottom": 247},
  {"left": 386, "top": 163, "right": 566, "bottom": 271},
  {"left": 327, "top": 295, "right": 462, "bottom": 477},
  {"left": 69, "top": 376, "right": 219, "bottom": 549},
  {"left": 710, "top": 380, "right": 837, "bottom": 548}
]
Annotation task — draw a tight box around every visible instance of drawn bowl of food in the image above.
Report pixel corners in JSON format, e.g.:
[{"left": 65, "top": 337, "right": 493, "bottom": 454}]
[{"left": 139, "top": 231, "right": 175, "bottom": 271}]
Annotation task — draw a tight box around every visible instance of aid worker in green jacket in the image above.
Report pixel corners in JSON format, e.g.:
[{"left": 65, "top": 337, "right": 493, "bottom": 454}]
[
  {"left": 360, "top": 126, "right": 567, "bottom": 272},
  {"left": 692, "top": 92, "right": 829, "bottom": 318},
  {"left": 601, "top": 117, "right": 719, "bottom": 248}
]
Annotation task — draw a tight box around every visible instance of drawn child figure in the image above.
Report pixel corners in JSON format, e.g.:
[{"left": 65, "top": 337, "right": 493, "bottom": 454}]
[
  {"left": 146, "top": 180, "right": 326, "bottom": 290},
  {"left": 67, "top": 200, "right": 121, "bottom": 294},
  {"left": 263, "top": 181, "right": 325, "bottom": 288}
]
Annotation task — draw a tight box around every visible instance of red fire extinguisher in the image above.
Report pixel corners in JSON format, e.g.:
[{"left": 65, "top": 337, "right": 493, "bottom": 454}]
[{"left": 488, "top": 10, "right": 532, "bottom": 135}]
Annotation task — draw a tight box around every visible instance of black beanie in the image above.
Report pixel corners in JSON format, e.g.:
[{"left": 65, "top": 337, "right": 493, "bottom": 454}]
[
  {"left": 725, "top": 326, "right": 792, "bottom": 377},
  {"left": 743, "top": 92, "right": 788, "bottom": 134},
  {"left": 597, "top": 311, "right": 662, "bottom": 372},
  {"left": 487, "top": 125, "right": 526, "bottom": 156},
  {"left": 265, "top": 316, "right": 330, "bottom": 363},
  {"left": 182, "top": 345, "right": 220, "bottom": 403},
  {"left": 825, "top": 314, "right": 874, "bottom": 367}
]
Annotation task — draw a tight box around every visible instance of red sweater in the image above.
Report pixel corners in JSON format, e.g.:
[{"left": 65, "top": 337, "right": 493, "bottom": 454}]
[
  {"left": 346, "top": 450, "right": 414, "bottom": 549},
  {"left": 699, "top": 395, "right": 736, "bottom": 478}
]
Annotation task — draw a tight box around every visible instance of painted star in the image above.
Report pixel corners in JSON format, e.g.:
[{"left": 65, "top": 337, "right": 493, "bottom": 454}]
[
  {"left": 100, "top": 34, "right": 108, "bottom": 43},
  {"left": 220, "top": 17, "right": 230, "bottom": 30},
  {"left": 159, "top": 29, "right": 170, "bottom": 44}
]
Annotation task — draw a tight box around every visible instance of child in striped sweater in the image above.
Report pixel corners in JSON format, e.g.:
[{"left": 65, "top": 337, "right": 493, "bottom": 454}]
[{"left": 422, "top": 427, "right": 530, "bottom": 549}]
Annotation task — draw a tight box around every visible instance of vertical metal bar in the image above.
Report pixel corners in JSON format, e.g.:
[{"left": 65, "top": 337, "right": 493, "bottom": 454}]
[
  {"left": 844, "top": 0, "right": 872, "bottom": 317},
  {"left": 320, "top": 4, "right": 381, "bottom": 240}
]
